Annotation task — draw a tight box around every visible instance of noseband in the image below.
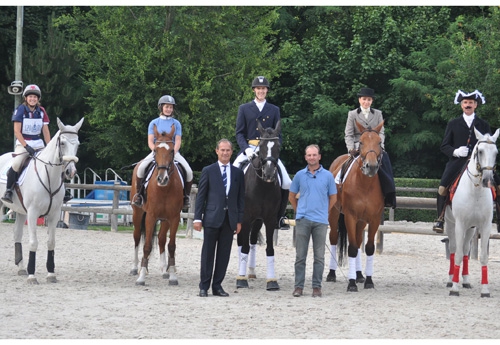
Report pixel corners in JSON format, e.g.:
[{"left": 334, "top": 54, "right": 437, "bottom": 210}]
[
  {"left": 357, "top": 129, "right": 383, "bottom": 169},
  {"left": 251, "top": 137, "right": 279, "bottom": 181}
]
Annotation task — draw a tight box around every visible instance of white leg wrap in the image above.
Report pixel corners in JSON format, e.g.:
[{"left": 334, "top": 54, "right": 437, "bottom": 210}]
[
  {"left": 348, "top": 256, "right": 357, "bottom": 280},
  {"left": 160, "top": 251, "right": 167, "bottom": 275},
  {"left": 356, "top": 248, "right": 363, "bottom": 271},
  {"left": 329, "top": 245, "right": 337, "bottom": 270},
  {"left": 239, "top": 253, "right": 248, "bottom": 276},
  {"left": 266, "top": 256, "right": 276, "bottom": 279},
  {"left": 249, "top": 244, "right": 257, "bottom": 269},
  {"left": 365, "top": 254, "right": 374, "bottom": 277}
]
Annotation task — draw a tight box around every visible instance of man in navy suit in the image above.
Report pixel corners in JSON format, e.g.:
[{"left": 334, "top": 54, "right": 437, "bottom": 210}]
[
  {"left": 234, "top": 76, "right": 291, "bottom": 231},
  {"left": 194, "top": 139, "right": 245, "bottom": 297}
]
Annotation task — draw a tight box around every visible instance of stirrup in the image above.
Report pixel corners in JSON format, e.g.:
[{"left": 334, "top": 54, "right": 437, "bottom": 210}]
[
  {"left": 432, "top": 218, "right": 444, "bottom": 233},
  {"left": 279, "top": 217, "right": 290, "bottom": 230},
  {"left": 132, "top": 194, "right": 143, "bottom": 207}
]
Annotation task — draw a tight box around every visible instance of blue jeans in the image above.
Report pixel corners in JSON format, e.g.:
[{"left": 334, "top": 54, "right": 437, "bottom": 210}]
[{"left": 294, "top": 218, "right": 328, "bottom": 289}]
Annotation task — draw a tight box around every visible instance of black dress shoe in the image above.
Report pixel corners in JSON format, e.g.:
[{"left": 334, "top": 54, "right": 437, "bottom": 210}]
[
  {"left": 213, "top": 288, "right": 229, "bottom": 297},
  {"left": 199, "top": 289, "right": 208, "bottom": 297}
]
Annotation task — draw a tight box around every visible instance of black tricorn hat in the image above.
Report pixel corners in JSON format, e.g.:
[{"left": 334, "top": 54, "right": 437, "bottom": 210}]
[
  {"left": 454, "top": 90, "right": 486, "bottom": 105},
  {"left": 357, "top": 87, "right": 376, "bottom": 98}
]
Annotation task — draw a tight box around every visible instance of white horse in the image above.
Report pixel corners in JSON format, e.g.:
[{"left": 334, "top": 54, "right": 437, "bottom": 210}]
[
  {"left": 444, "top": 127, "right": 499, "bottom": 297},
  {"left": 0, "top": 118, "right": 84, "bottom": 284}
]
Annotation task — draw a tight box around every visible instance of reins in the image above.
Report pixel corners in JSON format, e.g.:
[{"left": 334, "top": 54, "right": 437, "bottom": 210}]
[{"left": 249, "top": 136, "right": 279, "bottom": 182}]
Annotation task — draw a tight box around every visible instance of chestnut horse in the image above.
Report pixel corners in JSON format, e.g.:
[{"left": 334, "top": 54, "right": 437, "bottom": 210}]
[
  {"left": 236, "top": 120, "right": 282, "bottom": 291},
  {"left": 328, "top": 120, "right": 385, "bottom": 292},
  {"left": 130, "top": 124, "right": 184, "bottom": 286}
]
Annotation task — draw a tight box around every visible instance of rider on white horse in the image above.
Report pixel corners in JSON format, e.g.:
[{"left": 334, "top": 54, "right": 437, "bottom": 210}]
[
  {"left": 433, "top": 89, "right": 500, "bottom": 233},
  {"left": 1, "top": 84, "right": 50, "bottom": 204}
]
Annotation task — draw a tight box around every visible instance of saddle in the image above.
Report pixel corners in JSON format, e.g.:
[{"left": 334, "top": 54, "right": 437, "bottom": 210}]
[
  {"left": 139, "top": 161, "right": 186, "bottom": 204},
  {"left": 448, "top": 162, "right": 496, "bottom": 204}
]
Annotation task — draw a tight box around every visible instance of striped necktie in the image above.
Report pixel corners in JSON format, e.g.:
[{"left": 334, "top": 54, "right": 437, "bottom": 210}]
[{"left": 222, "top": 165, "right": 227, "bottom": 192}]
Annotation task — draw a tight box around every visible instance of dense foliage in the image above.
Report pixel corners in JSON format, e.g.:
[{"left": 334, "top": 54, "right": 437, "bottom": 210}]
[{"left": 1, "top": 6, "right": 499, "bottom": 183}]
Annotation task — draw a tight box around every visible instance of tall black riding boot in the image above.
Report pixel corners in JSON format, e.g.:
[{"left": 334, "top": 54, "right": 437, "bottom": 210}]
[
  {"left": 277, "top": 188, "right": 290, "bottom": 230},
  {"left": 183, "top": 180, "right": 193, "bottom": 209},
  {"left": 131, "top": 177, "right": 144, "bottom": 207},
  {"left": 1, "top": 168, "right": 17, "bottom": 203},
  {"left": 432, "top": 193, "right": 447, "bottom": 233}
]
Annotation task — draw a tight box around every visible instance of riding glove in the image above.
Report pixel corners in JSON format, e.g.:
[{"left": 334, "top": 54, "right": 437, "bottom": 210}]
[
  {"left": 25, "top": 145, "right": 36, "bottom": 157},
  {"left": 453, "top": 146, "right": 469, "bottom": 158},
  {"left": 245, "top": 148, "right": 256, "bottom": 158}
]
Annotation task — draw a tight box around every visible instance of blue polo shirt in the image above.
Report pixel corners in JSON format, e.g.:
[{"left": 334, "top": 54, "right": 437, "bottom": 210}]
[
  {"left": 290, "top": 164, "right": 336, "bottom": 224},
  {"left": 148, "top": 116, "right": 182, "bottom": 144}
]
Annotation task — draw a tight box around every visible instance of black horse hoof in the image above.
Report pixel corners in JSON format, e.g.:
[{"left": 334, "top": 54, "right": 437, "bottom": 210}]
[
  {"left": 347, "top": 279, "right": 358, "bottom": 292},
  {"left": 356, "top": 271, "right": 365, "bottom": 283},
  {"left": 326, "top": 270, "right": 336, "bottom": 282},
  {"left": 236, "top": 279, "right": 249, "bottom": 289},
  {"left": 446, "top": 282, "right": 453, "bottom": 288},
  {"left": 364, "top": 276, "right": 374, "bottom": 289},
  {"left": 462, "top": 283, "right": 472, "bottom": 289},
  {"left": 481, "top": 293, "right": 491, "bottom": 298},
  {"left": 449, "top": 290, "right": 459, "bottom": 296},
  {"left": 266, "top": 280, "right": 280, "bottom": 291}
]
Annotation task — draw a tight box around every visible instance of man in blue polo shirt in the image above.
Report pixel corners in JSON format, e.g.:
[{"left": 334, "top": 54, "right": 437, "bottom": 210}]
[{"left": 289, "top": 144, "right": 337, "bottom": 298}]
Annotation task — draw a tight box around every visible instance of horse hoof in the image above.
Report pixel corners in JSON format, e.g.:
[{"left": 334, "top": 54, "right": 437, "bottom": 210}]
[
  {"left": 162, "top": 273, "right": 170, "bottom": 279},
  {"left": 46, "top": 276, "right": 57, "bottom": 283},
  {"left": 248, "top": 274, "right": 257, "bottom": 279},
  {"left": 266, "top": 280, "right": 280, "bottom": 291},
  {"left": 326, "top": 271, "right": 336, "bottom": 282},
  {"left": 27, "top": 277, "right": 39, "bottom": 285},
  {"left": 462, "top": 283, "right": 472, "bottom": 289},
  {"left": 135, "top": 281, "right": 145, "bottom": 286},
  {"left": 18, "top": 269, "right": 27, "bottom": 276},
  {"left": 356, "top": 271, "right": 365, "bottom": 283},
  {"left": 481, "top": 293, "right": 491, "bottom": 298},
  {"left": 449, "top": 291, "right": 459, "bottom": 296},
  {"left": 364, "top": 276, "right": 374, "bottom": 289},
  {"left": 129, "top": 269, "right": 138, "bottom": 276},
  {"left": 347, "top": 279, "right": 358, "bottom": 292},
  {"left": 168, "top": 280, "right": 178, "bottom": 286},
  {"left": 446, "top": 282, "right": 453, "bottom": 288},
  {"left": 236, "top": 279, "right": 249, "bottom": 289}
]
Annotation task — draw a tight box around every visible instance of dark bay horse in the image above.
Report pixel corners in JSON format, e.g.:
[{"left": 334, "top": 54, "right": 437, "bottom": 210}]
[
  {"left": 236, "top": 120, "right": 282, "bottom": 291},
  {"left": 328, "top": 120, "right": 385, "bottom": 292},
  {"left": 130, "top": 124, "right": 184, "bottom": 286}
]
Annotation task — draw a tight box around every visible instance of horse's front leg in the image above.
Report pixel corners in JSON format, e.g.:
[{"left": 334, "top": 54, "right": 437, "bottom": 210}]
[
  {"left": 26, "top": 213, "right": 40, "bottom": 285},
  {"left": 166, "top": 218, "right": 179, "bottom": 286},
  {"left": 45, "top": 214, "right": 58, "bottom": 283},
  {"left": 363, "top": 220, "right": 380, "bottom": 290},
  {"left": 450, "top": 223, "right": 467, "bottom": 296},
  {"left": 264, "top": 219, "right": 279, "bottom": 291},
  {"left": 248, "top": 220, "right": 262, "bottom": 279},
  {"left": 344, "top": 215, "right": 361, "bottom": 292},
  {"left": 460, "top": 227, "right": 476, "bottom": 289},
  {"left": 478, "top": 223, "right": 492, "bottom": 298},
  {"left": 130, "top": 211, "right": 144, "bottom": 276},
  {"left": 136, "top": 216, "right": 155, "bottom": 286},
  {"left": 13, "top": 215, "right": 27, "bottom": 276},
  {"left": 327, "top": 207, "right": 340, "bottom": 282}
]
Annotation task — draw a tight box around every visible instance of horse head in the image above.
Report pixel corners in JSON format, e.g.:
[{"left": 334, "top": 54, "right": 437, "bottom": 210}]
[
  {"left": 56, "top": 117, "right": 84, "bottom": 180},
  {"left": 153, "top": 124, "right": 175, "bottom": 186},
  {"left": 256, "top": 120, "right": 281, "bottom": 183},
  {"left": 472, "top": 127, "right": 500, "bottom": 188},
  {"left": 356, "top": 120, "right": 384, "bottom": 177}
]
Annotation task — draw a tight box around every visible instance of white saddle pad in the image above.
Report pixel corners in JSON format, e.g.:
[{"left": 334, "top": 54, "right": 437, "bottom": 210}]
[{"left": 335, "top": 156, "right": 359, "bottom": 184}]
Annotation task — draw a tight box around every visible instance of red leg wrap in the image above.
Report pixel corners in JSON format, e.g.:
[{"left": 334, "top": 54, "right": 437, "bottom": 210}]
[
  {"left": 448, "top": 253, "right": 455, "bottom": 275},
  {"left": 462, "top": 255, "right": 469, "bottom": 276},
  {"left": 481, "top": 266, "right": 488, "bottom": 285},
  {"left": 452, "top": 264, "right": 460, "bottom": 283}
]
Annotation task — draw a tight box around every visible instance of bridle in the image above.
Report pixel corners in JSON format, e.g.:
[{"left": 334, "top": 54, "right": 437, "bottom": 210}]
[
  {"left": 356, "top": 128, "right": 383, "bottom": 169},
  {"left": 250, "top": 136, "right": 279, "bottom": 182},
  {"left": 467, "top": 139, "right": 497, "bottom": 185},
  {"left": 154, "top": 140, "right": 175, "bottom": 176}
]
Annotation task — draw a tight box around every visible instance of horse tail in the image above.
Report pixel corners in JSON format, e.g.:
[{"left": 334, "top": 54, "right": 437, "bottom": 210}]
[{"left": 337, "top": 213, "right": 348, "bottom": 267}]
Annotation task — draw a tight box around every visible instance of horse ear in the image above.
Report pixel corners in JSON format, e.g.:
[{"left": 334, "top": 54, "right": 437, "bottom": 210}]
[
  {"left": 275, "top": 120, "right": 281, "bottom": 134},
  {"left": 373, "top": 120, "right": 384, "bottom": 134},
  {"left": 168, "top": 124, "right": 175, "bottom": 137},
  {"left": 491, "top": 128, "right": 500, "bottom": 142},
  {"left": 73, "top": 117, "right": 84, "bottom": 132},
  {"left": 153, "top": 124, "right": 159, "bottom": 138},
  {"left": 474, "top": 127, "right": 484, "bottom": 141},
  {"left": 57, "top": 117, "right": 64, "bottom": 131},
  {"left": 355, "top": 120, "right": 365, "bottom": 133}
]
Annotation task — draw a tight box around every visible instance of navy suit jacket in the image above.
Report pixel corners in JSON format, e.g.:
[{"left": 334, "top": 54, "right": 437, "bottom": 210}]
[
  {"left": 194, "top": 162, "right": 245, "bottom": 230},
  {"left": 235, "top": 101, "right": 282, "bottom": 154}
]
